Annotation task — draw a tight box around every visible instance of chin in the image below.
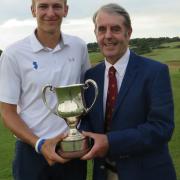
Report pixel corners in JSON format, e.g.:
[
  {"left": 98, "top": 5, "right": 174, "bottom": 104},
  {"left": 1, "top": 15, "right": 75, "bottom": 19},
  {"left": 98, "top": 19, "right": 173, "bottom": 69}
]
[
  {"left": 46, "top": 29, "right": 57, "bottom": 34},
  {"left": 103, "top": 51, "right": 117, "bottom": 58}
]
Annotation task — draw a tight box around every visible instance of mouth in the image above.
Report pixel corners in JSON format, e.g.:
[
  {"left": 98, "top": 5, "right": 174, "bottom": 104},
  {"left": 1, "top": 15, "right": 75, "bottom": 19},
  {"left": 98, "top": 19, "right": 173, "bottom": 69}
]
[
  {"left": 104, "top": 41, "right": 118, "bottom": 47},
  {"left": 44, "top": 18, "right": 58, "bottom": 22}
]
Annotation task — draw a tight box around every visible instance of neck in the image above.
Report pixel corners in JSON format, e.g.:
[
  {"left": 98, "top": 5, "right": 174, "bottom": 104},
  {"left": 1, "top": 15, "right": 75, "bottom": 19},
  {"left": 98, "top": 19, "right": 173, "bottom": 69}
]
[
  {"left": 106, "top": 48, "right": 128, "bottom": 65},
  {"left": 35, "top": 29, "right": 61, "bottom": 49}
]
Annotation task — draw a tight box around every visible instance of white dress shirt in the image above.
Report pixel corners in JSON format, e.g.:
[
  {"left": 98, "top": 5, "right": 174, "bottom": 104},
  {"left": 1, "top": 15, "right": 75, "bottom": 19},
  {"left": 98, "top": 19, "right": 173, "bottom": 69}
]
[{"left": 103, "top": 49, "right": 130, "bottom": 116}]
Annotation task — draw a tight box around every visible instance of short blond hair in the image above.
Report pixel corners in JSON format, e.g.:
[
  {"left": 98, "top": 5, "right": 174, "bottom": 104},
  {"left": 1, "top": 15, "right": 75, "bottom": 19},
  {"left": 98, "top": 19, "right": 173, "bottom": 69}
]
[{"left": 32, "top": 0, "right": 67, "bottom": 6}]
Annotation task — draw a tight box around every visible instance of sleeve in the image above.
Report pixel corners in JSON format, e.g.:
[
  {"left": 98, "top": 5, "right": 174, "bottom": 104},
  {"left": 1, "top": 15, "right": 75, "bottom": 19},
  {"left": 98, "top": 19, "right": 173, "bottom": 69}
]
[
  {"left": 0, "top": 51, "right": 21, "bottom": 104},
  {"left": 80, "top": 44, "right": 91, "bottom": 83},
  {"left": 107, "top": 64, "right": 174, "bottom": 156}
]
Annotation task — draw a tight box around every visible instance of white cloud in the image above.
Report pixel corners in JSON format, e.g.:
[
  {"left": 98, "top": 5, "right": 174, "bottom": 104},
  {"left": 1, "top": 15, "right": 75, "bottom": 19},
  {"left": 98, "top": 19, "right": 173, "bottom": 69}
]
[
  {"left": 0, "top": 0, "right": 180, "bottom": 50},
  {"left": 0, "top": 19, "right": 36, "bottom": 28},
  {"left": 0, "top": 19, "right": 35, "bottom": 50},
  {"left": 131, "top": 14, "right": 180, "bottom": 38},
  {"left": 0, "top": 18, "right": 96, "bottom": 50},
  {"left": 62, "top": 18, "right": 96, "bottom": 43}
]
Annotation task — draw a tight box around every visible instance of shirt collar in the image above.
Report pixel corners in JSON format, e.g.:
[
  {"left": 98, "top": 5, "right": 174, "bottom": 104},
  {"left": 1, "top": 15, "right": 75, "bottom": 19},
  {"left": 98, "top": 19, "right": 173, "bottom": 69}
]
[
  {"left": 30, "top": 30, "right": 69, "bottom": 53},
  {"left": 61, "top": 32, "right": 72, "bottom": 45},
  {"left": 105, "top": 48, "right": 130, "bottom": 77}
]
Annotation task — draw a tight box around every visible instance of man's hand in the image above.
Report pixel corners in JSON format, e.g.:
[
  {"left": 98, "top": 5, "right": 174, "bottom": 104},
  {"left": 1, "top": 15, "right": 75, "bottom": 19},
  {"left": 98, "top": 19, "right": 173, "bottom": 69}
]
[
  {"left": 81, "top": 131, "right": 109, "bottom": 160},
  {"left": 41, "top": 133, "right": 70, "bottom": 166}
]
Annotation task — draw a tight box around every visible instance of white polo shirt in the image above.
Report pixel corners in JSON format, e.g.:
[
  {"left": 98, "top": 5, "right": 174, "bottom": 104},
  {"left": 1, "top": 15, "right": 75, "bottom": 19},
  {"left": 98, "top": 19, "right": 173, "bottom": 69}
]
[{"left": 0, "top": 31, "right": 90, "bottom": 139}]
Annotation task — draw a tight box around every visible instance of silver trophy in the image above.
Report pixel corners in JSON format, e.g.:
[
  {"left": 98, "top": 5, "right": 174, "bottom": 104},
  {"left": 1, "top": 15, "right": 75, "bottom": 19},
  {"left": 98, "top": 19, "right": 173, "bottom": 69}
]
[{"left": 42, "top": 79, "right": 98, "bottom": 158}]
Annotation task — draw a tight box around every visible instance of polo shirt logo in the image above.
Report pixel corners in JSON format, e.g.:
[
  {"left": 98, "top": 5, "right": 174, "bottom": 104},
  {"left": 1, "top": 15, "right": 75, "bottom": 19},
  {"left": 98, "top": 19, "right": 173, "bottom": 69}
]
[
  {"left": 33, "top": 61, "right": 38, "bottom": 69},
  {"left": 68, "top": 57, "right": 75, "bottom": 62}
]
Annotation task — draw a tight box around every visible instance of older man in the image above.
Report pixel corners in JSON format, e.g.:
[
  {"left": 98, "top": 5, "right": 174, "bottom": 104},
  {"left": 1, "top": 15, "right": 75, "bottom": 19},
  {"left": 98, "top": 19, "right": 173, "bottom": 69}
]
[{"left": 81, "top": 3, "right": 176, "bottom": 180}]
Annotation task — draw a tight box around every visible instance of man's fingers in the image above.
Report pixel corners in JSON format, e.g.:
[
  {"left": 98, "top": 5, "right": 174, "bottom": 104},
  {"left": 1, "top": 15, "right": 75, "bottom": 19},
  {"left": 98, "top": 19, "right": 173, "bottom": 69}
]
[
  {"left": 55, "top": 153, "right": 70, "bottom": 164},
  {"left": 47, "top": 152, "right": 70, "bottom": 165},
  {"left": 47, "top": 160, "right": 55, "bottom": 166},
  {"left": 81, "top": 147, "right": 96, "bottom": 160},
  {"left": 54, "top": 132, "right": 68, "bottom": 142},
  {"left": 81, "top": 151, "right": 92, "bottom": 160},
  {"left": 82, "top": 131, "right": 95, "bottom": 139}
]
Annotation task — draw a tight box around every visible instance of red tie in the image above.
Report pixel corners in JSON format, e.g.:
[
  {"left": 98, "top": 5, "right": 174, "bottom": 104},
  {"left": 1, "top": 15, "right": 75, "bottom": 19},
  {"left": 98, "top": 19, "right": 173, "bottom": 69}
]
[{"left": 105, "top": 66, "right": 118, "bottom": 132}]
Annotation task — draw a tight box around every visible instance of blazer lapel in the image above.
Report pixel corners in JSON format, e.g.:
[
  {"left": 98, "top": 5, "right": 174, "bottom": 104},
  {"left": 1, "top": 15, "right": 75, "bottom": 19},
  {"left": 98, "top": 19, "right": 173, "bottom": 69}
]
[{"left": 113, "top": 52, "right": 139, "bottom": 117}]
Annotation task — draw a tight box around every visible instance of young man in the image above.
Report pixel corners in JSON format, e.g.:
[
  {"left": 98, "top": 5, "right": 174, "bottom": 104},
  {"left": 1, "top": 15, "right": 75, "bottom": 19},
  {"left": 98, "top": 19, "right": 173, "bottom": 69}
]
[
  {"left": 81, "top": 3, "right": 177, "bottom": 180},
  {"left": 0, "top": 0, "right": 90, "bottom": 179}
]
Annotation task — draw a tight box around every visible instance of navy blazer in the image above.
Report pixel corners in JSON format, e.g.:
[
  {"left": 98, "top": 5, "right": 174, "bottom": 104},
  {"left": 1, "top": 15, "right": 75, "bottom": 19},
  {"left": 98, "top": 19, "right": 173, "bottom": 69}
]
[{"left": 81, "top": 51, "right": 176, "bottom": 180}]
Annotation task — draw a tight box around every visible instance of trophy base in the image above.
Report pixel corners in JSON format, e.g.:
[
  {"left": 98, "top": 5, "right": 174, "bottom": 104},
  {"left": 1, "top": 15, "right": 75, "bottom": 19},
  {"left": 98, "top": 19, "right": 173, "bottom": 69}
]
[{"left": 56, "top": 136, "right": 91, "bottom": 159}]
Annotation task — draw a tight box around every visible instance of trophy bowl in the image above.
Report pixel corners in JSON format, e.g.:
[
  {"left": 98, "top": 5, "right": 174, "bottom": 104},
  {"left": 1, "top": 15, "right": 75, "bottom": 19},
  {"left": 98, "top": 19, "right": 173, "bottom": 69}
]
[{"left": 42, "top": 79, "right": 98, "bottom": 158}]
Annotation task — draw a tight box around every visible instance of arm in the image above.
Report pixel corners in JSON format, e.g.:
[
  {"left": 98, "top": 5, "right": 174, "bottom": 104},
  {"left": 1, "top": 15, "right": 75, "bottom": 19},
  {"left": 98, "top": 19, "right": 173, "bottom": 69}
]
[
  {"left": 0, "top": 102, "right": 68, "bottom": 165},
  {"left": 0, "top": 102, "right": 37, "bottom": 146}
]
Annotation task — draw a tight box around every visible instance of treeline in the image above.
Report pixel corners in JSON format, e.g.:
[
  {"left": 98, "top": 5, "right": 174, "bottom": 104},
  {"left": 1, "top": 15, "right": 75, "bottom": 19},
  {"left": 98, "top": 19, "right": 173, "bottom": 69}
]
[
  {"left": 87, "top": 37, "right": 180, "bottom": 54},
  {"left": 1, "top": 37, "right": 180, "bottom": 56}
]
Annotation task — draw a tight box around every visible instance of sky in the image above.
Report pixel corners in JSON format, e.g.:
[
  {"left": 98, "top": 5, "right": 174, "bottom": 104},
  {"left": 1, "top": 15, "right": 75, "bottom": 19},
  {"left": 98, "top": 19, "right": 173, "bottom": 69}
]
[{"left": 0, "top": 0, "right": 180, "bottom": 50}]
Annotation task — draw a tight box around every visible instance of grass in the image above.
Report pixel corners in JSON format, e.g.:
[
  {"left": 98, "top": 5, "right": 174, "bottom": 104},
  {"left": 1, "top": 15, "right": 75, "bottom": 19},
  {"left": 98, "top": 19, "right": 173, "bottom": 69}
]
[
  {"left": 169, "top": 70, "right": 180, "bottom": 179},
  {"left": 0, "top": 119, "right": 15, "bottom": 179},
  {"left": 144, "top": 42, "right": 180, "bottom": 63},
  {"left": 89, "top": 52, "right": 104, "bottom": 65},
  {"left": 0, "top": 43, "right": 180, "bottom": 180}
]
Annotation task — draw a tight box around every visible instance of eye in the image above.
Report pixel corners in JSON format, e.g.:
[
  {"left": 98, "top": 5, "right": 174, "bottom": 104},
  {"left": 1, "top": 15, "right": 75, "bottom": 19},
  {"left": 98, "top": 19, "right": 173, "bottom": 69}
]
[
  {"left": 111, "top": 26, "right": 121, "bottom": 33},
  {"left": 53, "top": 4, "right": 63, "bottom": 9},
  {"left": 38, "top": 4, "right": 48, "bottom": 10},
  {"left": 97, "top": 26, "right": 106, "bottom": 34}
]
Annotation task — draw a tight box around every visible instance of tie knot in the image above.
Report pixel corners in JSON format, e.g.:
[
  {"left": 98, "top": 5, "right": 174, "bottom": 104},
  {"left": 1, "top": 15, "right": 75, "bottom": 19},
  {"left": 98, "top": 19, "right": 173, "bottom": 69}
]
[{"left": 109, "top": 66, "right": 116, "bottom": 76}]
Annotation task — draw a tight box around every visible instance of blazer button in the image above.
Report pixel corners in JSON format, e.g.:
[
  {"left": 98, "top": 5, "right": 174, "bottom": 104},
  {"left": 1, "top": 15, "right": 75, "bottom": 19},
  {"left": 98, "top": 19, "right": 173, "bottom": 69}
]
[
  {"left": 119, "top": 155, "right": 129, "bottom": 159},
  {"left": 100, "top": 165, "right": 105, "bottom": 170}
]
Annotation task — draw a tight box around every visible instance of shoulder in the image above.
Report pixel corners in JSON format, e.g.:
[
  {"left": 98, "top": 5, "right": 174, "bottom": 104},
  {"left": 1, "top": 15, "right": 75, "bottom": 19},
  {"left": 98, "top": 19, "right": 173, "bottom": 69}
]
[
  {"left": 2, "top": 36, "right": 31, "bottom": 57},
  {"left": 131, "top": 51, "right": 168, "bottom": 72},
  {"left": 86, "top": 62, "right": 105, "bottom": 75}
]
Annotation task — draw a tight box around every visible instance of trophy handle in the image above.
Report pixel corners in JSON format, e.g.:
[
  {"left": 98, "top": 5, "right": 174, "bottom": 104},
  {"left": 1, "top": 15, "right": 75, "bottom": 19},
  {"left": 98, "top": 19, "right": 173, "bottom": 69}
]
[
  {"left": 42, "top": 85, "right": 58, "bottom": 116},
  {"left": 84, "top": 79, "right": 98, "bottom": 113}
]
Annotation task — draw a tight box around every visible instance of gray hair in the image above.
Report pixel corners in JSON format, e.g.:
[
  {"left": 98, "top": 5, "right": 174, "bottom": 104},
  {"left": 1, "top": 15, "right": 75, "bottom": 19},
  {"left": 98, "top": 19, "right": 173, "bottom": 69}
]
[{"left": 93, "top": 3, "right": 132, "bottom": 30}]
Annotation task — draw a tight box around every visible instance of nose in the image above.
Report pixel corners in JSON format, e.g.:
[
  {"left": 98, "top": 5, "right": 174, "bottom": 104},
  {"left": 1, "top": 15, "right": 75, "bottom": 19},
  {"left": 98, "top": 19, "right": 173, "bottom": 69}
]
[
  {"left": 104, "top": 29, "right": 112, "bottom": 39},
  {"left": 46, "top": 7, "right": 55, "bottom": 17}
]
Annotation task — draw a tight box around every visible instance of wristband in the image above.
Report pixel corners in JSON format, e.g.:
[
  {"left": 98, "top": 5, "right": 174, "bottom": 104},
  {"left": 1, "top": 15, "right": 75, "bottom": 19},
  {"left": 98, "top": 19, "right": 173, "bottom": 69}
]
[{"left": 35, "top": 138, "right": 46, "bottom": 153}]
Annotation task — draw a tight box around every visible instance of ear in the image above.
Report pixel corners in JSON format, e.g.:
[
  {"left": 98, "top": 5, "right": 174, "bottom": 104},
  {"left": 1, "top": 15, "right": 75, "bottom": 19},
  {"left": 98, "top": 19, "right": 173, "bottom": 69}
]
[
  {"left": 94, "top": 29, "right": 99, "bottom": 43},
  {"left": 31, "top": 5, "right": 36, "bottom": 17},
  {"left": 126, "top": 27, "right": 132, "bottom": 38},
  {"left": 63, "top": 5, "right": 69, "bottom": 17},
  {"left": 94, "top": 27, "right": 97, "bottom": 36}
]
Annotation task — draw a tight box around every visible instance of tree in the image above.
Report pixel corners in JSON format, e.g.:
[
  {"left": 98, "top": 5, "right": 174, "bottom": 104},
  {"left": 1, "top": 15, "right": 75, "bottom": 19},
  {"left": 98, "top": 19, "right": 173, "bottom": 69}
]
[{"left": 87, "top": 42, "right": 99, "bottom": 52}]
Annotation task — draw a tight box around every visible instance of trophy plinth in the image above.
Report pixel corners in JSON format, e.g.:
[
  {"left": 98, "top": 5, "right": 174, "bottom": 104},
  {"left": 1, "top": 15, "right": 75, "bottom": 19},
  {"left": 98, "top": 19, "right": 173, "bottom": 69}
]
[
  {"left": 56, "top": 128, "right": 90, "bottom": 158},
  {"left": 56, "top": 116, "right": 90, "bottom": 159},
  {"left": 42, "top": 80, "right": 98, "bottom": 159}
]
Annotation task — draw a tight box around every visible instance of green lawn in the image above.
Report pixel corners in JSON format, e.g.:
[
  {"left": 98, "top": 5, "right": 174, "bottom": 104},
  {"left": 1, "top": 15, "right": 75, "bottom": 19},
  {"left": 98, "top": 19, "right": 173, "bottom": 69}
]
[
  {"left": 169, "top": 70, "right": 180, "bottom": 179},
  {"left": 0, "top": 44, "right": 180, "bottom": 179},
  {"left": 0, "top": 119, "right": 15, "bottom": 179},
  {"left": 144, "top": 42, "right": 180, "bottom": 63}
]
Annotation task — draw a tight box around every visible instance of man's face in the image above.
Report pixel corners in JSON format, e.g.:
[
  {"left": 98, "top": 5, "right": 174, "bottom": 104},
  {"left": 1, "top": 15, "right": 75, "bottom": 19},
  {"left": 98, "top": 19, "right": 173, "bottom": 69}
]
[
  {"left": 31, "top": 0, "right": 68, "bottom": 34},
  {"left": 94, "top": 11, "right": 132, "bottom": 64}
]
